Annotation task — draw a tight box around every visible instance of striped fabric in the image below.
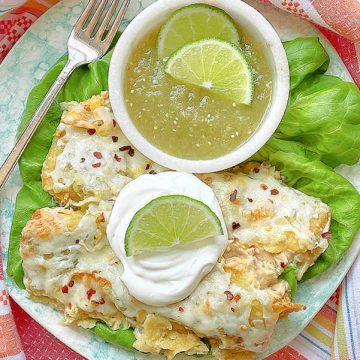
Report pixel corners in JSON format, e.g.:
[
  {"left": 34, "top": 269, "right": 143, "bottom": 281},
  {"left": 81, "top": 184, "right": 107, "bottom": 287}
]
[
  {"left": 0, "top": 1, "right": 359, "bottom": 359},
  {"left": 332, "top": 256, "right": 360, "bottom": 360}
]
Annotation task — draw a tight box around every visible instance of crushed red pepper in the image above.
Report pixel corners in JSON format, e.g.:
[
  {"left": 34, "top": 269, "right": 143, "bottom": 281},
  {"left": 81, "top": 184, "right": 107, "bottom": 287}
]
[
  {"left": 321, "top": 232, "right": 332, "bottom": 240},
  {"left": 270, "top": 188, "right": 279, "bottom": 195},
  {"left": 261, "top": 184, "right": 268, "bottom": 190},
  {"left": 119, "top": 145, "right": 131, "bottom": 151},
  {"left": 87, "top": 288, "right": 96, "bottom": 300},
  {"left": 231, "top": 307, "right": 235, "bottom": 313},
  {"left": 68, "top": 280, "right": 74, "bottom": 288},
  {"left": 80, "top": 157, "right": 85, "bottom": 163},
  {"left": 114, "top": 154, "right": 121, "bottom": 162},
  {"left": 224, "top": 290, "right": 234, "bottom": 301},
  {"left": 247, "top": 198, "right": 253, "bottom": 203},
  {"left": 128, "top": 147, "right": 135, "bottom": 157},
  {"left": 112, "top": 119, "right": 116, "bottom": 127},
  {"left": 92, "top": 298, "right": 105, "bottom": 305},
  {"left": 93, "top": 151, "right": 103, "bottom": 159},
  {"left": 87, "top": 129, "right": 96, "bottom": 135},
  {"left": 92, "top": 163, "right": 101, "bottom": 168},
  {"left": 229, "top": 189, "right": 237, "bottom": 202},
  {"left": 149, "top": 170, "right": 156, "bottom": 175},
  {"left": 234, "top": 294, "right": 241, "bottom": 302},
  {"left": 61, "top": 285, "right": 68, "bottom": 294},
  {"left": 75, "top": 239, "right": 80, "bottom": 244},
  {"left": 145, "top": 164, "right": 150, "bottom": 170},
  {"left": 178, "top": 307, "right": 184, "bottom": 312},
  {"left": 280, "top": 262, "right": 286, "bottom": 268},
  {"left": 253, "top": 167, "right": 260, "bottom": 173},
  {"left": 232, "top": 222, "right": 240, "bottom": 230},
  {"left": 112, "top": 136, "right": 118, "bottom": 143}
]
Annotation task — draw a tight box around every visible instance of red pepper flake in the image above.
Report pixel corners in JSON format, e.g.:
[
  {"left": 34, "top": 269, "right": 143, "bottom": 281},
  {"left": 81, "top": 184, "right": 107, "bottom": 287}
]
[
  {"left": 280, "top": 262, "right": 286, "bottom": 268},
  {"left": 145, "top": 163, "right": 150, "bottom": 170},
  {"left": 253, "top": 167, "right": 260, "bottom": 173},
  {"left": 68, "top": 280, "right": 74, "bottom": 288},
  {"left": 93, "top": 151, "right": 103, "bottom": 159},
  {"left": 114, "top": 154, "right": 121, "bottom": 162},
  {"left": 232, "top": 222, "right": 240, "bottom": 230},
  {"left": 268, "top": 199, "right": 274, "bottom": 204},
  {"left": 128, "top": 147, "right": 135, "bottom": 157},
  {"left": 321, "top": 232, "right": 332, "bottom": 240},
  {"left": 93, "top": 297, "right": 106, "bottom": 305},
  {"left": 229, "top": 189, "right": 237, "bottom": 202},
  {"left": 149, "top": 170, "right": 157, "bottom": 175},
  {"left": 247, "top": 198, "right": 253, "bottom": 203},
  {"left": 234, "top": 294, "right": 241, "bottom": 302},
  {"left": 87, "top": 288, "right": 96, "bottom": 300},
  {"left": 270, "top": 188, "right": 279, "bottom": 195},
  {"left": 224, "top": 290, "right": 234, "bottom": 301},
  {"left": 80, "top": 157, "right": 85, "bottom": 163},
  {"left": 112, "top": 119, "right": 116, "bottom": 127},
  {"left": 178, "top": 306, "right": 184, "bottom": 312},
  {"left": 119, "top": 145, "right": 131, "bottom": 151},
  {"left": 231, "top": 307, "right": 235, "bottom": 313},
  {"left": 68, "top": 303, "right": 72, "bottom": 309},
  {"left": 92, "top": 162, "right": 101, "bottom": 168},
  {"left": 75, "top": 239, "right": 80, "bottom": 244},
  {"left": 261, "top": 184, "right": 268, "bottom": 190},
  {"left": 87, "top": 129, "right": 96, "bottom": 135},
  {"left": 61, "top": 285, "right": 68, "bottom": 294},
  {"left": 112, "top": 136, "right": 118, "bottom": 143}
]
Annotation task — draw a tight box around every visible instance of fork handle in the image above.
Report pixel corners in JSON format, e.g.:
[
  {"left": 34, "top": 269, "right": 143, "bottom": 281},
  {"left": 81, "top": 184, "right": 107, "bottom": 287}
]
[{"left": 0, "top": 59, "right": 78, "bottom": 189}]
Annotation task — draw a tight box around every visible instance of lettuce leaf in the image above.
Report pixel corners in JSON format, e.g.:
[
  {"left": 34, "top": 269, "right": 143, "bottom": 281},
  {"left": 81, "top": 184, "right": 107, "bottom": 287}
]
[
  {"left": 276, "top": 75, "right": 360, "bottom": 168},
  {"left": 92, "top": 323, "right": 136, "bottom": 349},
  {"left": 6, "top": 36, "right": 360, "bottom": 348},
  {"left": 280, "top": 262, "right": 297, "bottom": 299},
  {"left": 283, "top": 37, "right": 329, "bottom": 90}
]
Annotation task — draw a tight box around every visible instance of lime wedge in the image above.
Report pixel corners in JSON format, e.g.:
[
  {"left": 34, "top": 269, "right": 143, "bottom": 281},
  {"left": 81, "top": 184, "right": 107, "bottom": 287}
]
[
  {"left": 165, "top": 39, "right": 254, "bottom": 105},
  {"left": 125, "top": 195, "right": 223, "bottom": 256},
  {"left": 157, "top": 4, "right": 240, "bottom": 59}
]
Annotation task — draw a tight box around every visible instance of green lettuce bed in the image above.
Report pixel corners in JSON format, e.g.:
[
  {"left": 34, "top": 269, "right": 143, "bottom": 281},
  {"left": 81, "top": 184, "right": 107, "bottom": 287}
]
[{"left": 6, "top": 37, "right": 360, "bottom": 349}]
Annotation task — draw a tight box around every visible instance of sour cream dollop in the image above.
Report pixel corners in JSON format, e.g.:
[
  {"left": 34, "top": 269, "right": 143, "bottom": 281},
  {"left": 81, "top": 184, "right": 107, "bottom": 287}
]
[{"left": 107, "top": 171, "right": 228, "bottom": 306}]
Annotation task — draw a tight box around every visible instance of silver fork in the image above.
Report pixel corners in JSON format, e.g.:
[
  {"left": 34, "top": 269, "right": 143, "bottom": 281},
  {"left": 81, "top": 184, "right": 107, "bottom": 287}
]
[{"left": 0, "top": 0, "right": 130, "bottom": 189}]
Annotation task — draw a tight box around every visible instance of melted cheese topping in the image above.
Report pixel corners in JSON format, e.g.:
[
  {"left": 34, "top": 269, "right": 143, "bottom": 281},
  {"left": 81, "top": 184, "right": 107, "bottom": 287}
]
[
  {"left": 21, "top": 203, "right": 284, "bottom": 355},
  {"left": 25, "top": 93, "right": 331, "bottom": 359},
  {"left": 41, "top": 92, "right": 165, "bottom": 205}
]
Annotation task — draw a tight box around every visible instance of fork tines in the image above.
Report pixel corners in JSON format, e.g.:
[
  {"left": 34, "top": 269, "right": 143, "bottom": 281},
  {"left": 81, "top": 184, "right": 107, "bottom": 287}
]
[{"left": 76, "top": 0, "right": 130, "bottom": 45}]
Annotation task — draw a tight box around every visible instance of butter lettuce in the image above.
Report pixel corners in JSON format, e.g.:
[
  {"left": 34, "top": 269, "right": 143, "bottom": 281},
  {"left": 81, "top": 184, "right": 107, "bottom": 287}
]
[{"left": 6, "top": 36, "right": 360, "bottom": 348}]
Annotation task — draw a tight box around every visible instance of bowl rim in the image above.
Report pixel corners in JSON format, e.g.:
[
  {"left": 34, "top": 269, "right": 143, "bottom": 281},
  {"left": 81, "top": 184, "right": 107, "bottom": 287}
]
[{"left": 109, "top": 0, "right": 290, "bottom": 173}]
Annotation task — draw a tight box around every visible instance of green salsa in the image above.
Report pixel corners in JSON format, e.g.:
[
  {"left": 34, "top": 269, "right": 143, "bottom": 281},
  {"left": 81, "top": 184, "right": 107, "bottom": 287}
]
[{"left": 124, "top": 27, "right": 272, "bottom": 160}]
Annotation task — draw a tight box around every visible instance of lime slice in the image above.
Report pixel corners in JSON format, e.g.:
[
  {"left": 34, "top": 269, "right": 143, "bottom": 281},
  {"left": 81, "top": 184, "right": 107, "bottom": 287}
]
[
  {"left": 125, "top": 195, "right": 223, "bottom": 256},
  {"left": 157, "top": 4, "right": 240, "bottom": 59},
  {"left": 165, "top": 39, "right": 254, "bottom": 105}
]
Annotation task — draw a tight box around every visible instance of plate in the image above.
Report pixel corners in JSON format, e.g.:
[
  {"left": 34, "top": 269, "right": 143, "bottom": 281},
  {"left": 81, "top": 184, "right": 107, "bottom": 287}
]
[{"left": 0, "top": 0, "right": 359, "bottom": 359}]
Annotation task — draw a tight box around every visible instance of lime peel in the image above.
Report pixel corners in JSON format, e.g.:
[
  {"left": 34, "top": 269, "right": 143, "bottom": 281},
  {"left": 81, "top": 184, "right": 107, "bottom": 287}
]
[
  {"left": 157, "top": 4, "right": 240, "bottom": 59},
  {"left": 125, "top": 195, "right": 223, "bottom": 256}
]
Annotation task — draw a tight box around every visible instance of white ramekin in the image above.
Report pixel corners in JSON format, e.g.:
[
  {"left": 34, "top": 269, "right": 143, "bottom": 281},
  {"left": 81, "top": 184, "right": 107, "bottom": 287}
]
[{"left": 109, "top": 0, "right": 289, "bottom": 173}]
